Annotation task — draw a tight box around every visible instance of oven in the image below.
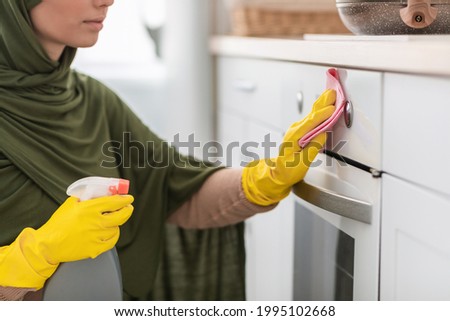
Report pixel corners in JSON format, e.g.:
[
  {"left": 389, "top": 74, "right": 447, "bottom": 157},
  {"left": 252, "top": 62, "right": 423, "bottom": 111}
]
[
  {"left": 292, "top": 153, "right": 381, "bottom": 300},
  {"left": 289, "top": 67, "right": 383, "bottom": 301}
]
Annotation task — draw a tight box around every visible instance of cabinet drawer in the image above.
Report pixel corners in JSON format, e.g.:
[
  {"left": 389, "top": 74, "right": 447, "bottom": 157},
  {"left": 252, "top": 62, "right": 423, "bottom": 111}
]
[
  {"left": 216, "top": 57, "right": 283, "bottom": 129},
  {"left": 383, "top": 73, "right": 450, "bottom": 196}
]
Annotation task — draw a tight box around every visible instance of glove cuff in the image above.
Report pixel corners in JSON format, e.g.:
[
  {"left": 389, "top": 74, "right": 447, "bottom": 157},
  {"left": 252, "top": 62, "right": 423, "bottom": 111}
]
[
  {"left": 0, "top": 228, "right": 59, "bottom": 289},
  {"left": 242, "top": 160, "right": 290, "bottom": 206}
]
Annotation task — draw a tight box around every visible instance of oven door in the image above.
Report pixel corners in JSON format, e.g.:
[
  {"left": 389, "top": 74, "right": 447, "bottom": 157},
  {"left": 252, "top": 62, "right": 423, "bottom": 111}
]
[{"left": 292, "top": 153, "right": 381, "bottom": 301}]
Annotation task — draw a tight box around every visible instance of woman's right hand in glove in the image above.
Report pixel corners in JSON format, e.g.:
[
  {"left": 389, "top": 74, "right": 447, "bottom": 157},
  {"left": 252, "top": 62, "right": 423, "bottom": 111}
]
[{"left": 0, "top": 195, "right": 134, "bottom": 289}]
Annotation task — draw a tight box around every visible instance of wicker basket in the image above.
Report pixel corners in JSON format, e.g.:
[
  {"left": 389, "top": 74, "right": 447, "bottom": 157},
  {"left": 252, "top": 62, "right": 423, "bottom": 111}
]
[{"left": 229, "top": 1, "right": 349, "bottom": 37}]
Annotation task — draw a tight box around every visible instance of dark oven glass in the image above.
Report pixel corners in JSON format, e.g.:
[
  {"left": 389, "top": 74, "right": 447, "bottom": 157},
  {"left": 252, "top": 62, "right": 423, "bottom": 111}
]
[{"left": 294, "top": 202, "right": 355, "bottom": 301}]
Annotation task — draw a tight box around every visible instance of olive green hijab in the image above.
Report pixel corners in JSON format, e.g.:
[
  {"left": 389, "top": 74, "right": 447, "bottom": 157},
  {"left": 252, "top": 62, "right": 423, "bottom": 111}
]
[{"left": 0, "top": 0, "right": 245, "bottom": 300}]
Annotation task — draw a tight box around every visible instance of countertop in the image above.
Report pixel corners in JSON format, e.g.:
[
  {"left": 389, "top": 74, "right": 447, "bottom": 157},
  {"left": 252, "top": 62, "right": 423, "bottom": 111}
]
[{"left": 210, "top": 35, "right": 450, "bottom": 76}]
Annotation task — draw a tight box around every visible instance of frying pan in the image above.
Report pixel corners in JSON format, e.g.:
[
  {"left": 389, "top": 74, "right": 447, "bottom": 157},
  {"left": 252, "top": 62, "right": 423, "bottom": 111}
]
[{"left": 336, "top": 0, "right": 450, "bottom": 34}]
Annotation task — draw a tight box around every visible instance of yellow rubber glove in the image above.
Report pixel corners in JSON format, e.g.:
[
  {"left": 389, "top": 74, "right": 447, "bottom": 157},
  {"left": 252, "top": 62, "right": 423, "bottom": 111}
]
[
  {"left": 242, "top": 89, "right": 336, "bottom": 206},
  {"left": 0, "top": 195, "right": 134, "bottom": 289}
]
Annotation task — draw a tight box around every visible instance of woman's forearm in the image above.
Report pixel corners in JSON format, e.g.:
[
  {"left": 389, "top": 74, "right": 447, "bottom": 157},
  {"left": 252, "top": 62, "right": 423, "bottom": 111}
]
[
  {"left": 0, "top": 286, "right": 34, "bottom": 301},
  {"left": 167, "top": 168, "right": 276, "bottom": 229}
]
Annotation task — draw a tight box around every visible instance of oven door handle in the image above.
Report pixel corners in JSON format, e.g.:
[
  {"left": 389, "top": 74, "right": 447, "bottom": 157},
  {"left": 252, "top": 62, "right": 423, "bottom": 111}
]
[{"left": 293, "top": 180, "right": 373, "bottom": 224}]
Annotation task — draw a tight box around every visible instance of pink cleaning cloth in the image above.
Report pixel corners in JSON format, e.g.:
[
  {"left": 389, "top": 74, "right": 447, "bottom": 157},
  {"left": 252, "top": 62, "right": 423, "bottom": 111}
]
[{"left": 298, "top": 68, "right": 347, "bottom": 149}]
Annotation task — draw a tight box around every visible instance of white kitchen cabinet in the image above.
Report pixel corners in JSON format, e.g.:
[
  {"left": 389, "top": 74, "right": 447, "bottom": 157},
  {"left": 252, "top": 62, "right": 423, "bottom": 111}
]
[
  {"left": 383, "top": 73, "right": 450, "bottom": 196},
  {"left": 380, "top": 72, "right": 450, "bottom": 300},
  {"left": 215, "top": 48, "right": 450, "bottom": 301},
  {"left": 380, "top": 174, "right": 450, "bottom": 300},
  {"left": 216, "top": 56, "right": 295, "bottom": 300}
]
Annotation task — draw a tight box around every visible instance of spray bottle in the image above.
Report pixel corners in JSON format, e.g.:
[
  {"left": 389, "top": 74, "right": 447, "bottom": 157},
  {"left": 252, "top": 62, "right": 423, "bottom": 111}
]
[{"left": 43, "top": 176, "right": 130, "bottom": 300}]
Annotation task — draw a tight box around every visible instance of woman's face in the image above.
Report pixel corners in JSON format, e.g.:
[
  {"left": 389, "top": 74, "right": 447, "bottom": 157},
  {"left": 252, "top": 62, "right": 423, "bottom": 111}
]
[{"left": 30, "top": 0, "right": 114, "bottom": 60}]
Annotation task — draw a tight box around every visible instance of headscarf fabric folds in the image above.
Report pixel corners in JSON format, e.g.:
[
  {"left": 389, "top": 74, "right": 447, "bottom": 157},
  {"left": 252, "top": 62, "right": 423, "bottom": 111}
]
[{"left": 0, "top": 0, "right": 245, "bottom": 300}]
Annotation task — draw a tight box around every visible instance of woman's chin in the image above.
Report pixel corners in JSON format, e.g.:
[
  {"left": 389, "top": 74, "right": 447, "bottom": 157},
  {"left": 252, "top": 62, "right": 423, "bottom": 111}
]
[{"left": 72, "top": 36, "right": 100, "bottom": 49}]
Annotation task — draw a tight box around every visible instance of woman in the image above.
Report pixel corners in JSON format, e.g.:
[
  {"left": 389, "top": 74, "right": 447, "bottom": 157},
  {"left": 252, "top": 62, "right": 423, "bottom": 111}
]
[{"left": 0, "top": 0, "right": 335, "bottom": 300}]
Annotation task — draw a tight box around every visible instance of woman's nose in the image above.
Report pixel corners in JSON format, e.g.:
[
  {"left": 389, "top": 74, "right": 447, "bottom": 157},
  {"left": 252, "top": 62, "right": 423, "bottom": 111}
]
[{"left": 94, "top": 0, "right": 114, "bottom": 8}]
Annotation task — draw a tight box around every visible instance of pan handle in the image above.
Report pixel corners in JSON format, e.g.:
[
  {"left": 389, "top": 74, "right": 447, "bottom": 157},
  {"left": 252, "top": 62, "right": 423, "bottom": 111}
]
[{"left": 400, "top": 0, "right": 438, "bottom": 29}]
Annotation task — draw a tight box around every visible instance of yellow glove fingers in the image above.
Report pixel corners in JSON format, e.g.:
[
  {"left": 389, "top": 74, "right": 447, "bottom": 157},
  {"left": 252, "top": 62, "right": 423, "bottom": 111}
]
[
  {"left": 83, "top": 194, "right": 134, "bottom": 213},
  {"left": 95, "top": 227, "right": 120, "bottom": 245},
  {"left": 283, "top": 104, "right": 335, "bottom": 150},
  {"left": 300, "top": 132, "right": 327, "bottom": 166},
  {"left": 92, "top": 230, "right": 121, "bottom": 259},
  {"left": 275, "top": 132, "right": 327, "bottom": 181},
  {"left": 101, "top": 228, "right": 121, "bottom": 245},
  {"left": 88, "top": 229, "right": 120, "bottom": 259},
  {"left": 101, "top": 205, "right": 134, "bottom": 228},
  {"left": 312, "top": 89, "right": 336, "bottom": 112},
  {"left": 283, "top": 89, "right": 336, "bottom": 138}
]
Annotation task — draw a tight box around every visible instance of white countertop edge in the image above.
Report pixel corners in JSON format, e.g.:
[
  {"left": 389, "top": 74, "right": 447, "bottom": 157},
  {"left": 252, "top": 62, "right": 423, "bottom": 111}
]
[{"left": 210, "top": 36, "right": 450, "bottom": 77}]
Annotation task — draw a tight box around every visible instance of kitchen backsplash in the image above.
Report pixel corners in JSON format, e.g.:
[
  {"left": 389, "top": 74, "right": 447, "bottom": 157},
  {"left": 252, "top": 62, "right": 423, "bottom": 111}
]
[{"left": 219, "top": 0, "right": 347, "bottom": 37}]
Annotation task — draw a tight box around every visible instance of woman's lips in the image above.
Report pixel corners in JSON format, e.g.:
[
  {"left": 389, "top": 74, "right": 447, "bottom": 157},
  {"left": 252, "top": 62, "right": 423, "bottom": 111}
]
[{"left": 84, "top": 19, "right": 105, "bottom": 31}]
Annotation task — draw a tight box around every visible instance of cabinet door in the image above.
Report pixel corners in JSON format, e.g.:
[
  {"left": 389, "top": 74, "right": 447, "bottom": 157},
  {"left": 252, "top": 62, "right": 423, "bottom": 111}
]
[
  {"left": 380, "top": 174, "right": 450, "bottom": 300},
  {"left": 383, "top": 73, "right": 450, "bottom": 196},
  {"left": 217, "top": 110, "right": 247, "bottom": 168},
  {"left": 244, "top": 122, "right": 295, "bottom": 301}
]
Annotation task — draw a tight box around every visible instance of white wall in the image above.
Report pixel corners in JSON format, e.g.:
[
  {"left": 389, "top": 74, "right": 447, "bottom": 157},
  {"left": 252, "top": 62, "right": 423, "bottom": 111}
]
[
  {"left": 161, "top": 0, "right": 214, "bottom": 149},
  {"left": 73, "top": 0, "right": 168, "bottom": 138},
  {"left": 73, "top": 0, "right": 214, "bottom": 147}
]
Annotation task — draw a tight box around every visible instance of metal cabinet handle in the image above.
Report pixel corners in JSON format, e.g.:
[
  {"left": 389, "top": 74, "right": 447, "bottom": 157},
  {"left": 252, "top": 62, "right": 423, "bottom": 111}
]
[
  {"left": 293, "top": 180, "right": 373, "bottom": 224},
  {"left": 296, "top": 91, "right": 304, "bottom": 114},
  {"left": 232, "top": 80, "right": 256, "bottom": 92},
  {"left": 344, "top": 100, "right": 354, "bottom": 128}
]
